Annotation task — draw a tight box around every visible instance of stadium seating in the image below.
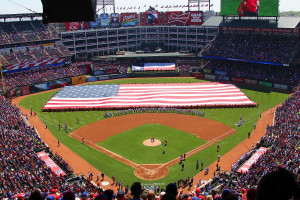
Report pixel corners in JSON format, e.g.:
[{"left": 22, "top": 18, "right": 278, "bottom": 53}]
[
  {"left": 0, "top": 65, "right": 87, "bottom": 92},
  {"left": 202, "top": 33, "right": 299, "bottom": 64},
  {"left": 203, "top": 59, "right": 300, "bottom": 85},
  {"left": 0, "top": 21, "right": 58, "bottom": 44},
  {"left": 0, "top": 84, "right": 298, "bottom": 198}
]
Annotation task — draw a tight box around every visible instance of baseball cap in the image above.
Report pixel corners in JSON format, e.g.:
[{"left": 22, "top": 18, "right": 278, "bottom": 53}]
[{"left": 195, "top": 188, "right": 201, "bottom": 194}]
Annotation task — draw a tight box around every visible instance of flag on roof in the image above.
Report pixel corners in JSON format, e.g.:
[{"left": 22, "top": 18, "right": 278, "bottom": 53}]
[{"left": 43, "top": 83, "right": 257, "bottom": 110}]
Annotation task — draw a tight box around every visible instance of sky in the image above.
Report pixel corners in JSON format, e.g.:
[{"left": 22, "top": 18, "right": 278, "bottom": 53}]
[{"left": 0, "top": 0, "right": 299, "bottom": 15}]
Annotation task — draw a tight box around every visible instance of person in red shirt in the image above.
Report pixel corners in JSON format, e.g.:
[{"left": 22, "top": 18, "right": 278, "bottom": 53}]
[{"left": 238, "top": 0, "right": 260, "bottom": 16}]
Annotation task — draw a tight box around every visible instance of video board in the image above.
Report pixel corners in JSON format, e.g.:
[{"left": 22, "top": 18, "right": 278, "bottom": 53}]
[{"left": 221, "top": 0, "right": 279, "bottom": 17}]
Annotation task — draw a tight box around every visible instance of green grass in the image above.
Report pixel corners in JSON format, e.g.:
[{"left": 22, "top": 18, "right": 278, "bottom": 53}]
[
  {"left": 221, "top": 0, "right": 279, "bottom": 16},
  {"left": 98, "top": 124, "right": 207, "bottom": 164},
  {"left": 18, "top": 77, "right": 289, "bottom": 185}
]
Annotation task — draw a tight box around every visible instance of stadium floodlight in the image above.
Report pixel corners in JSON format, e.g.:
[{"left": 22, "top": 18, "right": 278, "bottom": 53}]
[{"left": 97, "top": 0, "right": 115, "bottom": 13}]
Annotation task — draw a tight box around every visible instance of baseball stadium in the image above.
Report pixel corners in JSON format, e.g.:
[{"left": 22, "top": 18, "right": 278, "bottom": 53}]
[{"left": 0, "top": 0, "right": 299, "bottom": 199}]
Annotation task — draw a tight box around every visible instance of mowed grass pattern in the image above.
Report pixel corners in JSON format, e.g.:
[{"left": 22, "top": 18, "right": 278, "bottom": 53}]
[
  {"left": 18, "top": 77, "right": 290, "bottom": 185},
  {"left": 98, "top": 124, "right": 207, "bottom": 164}
]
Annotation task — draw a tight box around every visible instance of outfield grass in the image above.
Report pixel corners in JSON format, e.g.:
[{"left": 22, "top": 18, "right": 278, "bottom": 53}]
[
  {"left": 98, "top": 124, "right": 207, "bottom": 164},
  {"left": 19, "top": 77, "right": 289, "bottom": 185}
]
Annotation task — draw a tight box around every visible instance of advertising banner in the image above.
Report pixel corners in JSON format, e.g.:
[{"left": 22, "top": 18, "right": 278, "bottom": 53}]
[
  {"left": 65, "top": 22, "right": 88, "bottom": 31},
  {"left": 223, "top": 76, "right": 230, "bottom": 81},
  {"left": 86, "top": 77, "right": 98, "bottom": 82},
  {"left": 259, "top": 81, "right": 272, "bottom": 88},
  {"left": 93, "top": 70, "right": 106, "bottom": 76},
  {"left": 245, "top": 79, "right": 258, "bottom": 85},
  {"left": 167, "top": 11, "right": 186, "bottom": 25},
  {"left": 72, "top": 76, "right": 86, "bottom": 85},
  {"left": 111, "top": 13, "right": 120, "bottom": 27},
  {"left": 100, "top": 13, "right": 110, "bottom": 28},
  {"left": 37, "top": 151, "right": 66, "bottom": 176},
  {"left": 49, "top": 79, "right": 70, "bottom": 89},
  {"left": 205, "top": 74, "right": 216, "bottom": 80},
  {"left": 203, "top": 69, "right": 212, "bottom": 74},
  {"left": 187, "top": 11, "right": 203, "bottom": 26},
  {"left": 109, "top": 74, "right": 127, "bottom": 79},
  {"left": 231, "top": 77, "right": 244, "bottom": 83},
  {"left": 237, "top": 147, "right": 268, "bottom": 173},
  {"left": 140, "top": 9, "right": 164, "bottom": 26},
  {"left": 98, "top": 75, "right": 110, "bottom": 80},
  {"left": 121, "top": 13, "right": 138, "bottom": 26},
  {"left": 90, "top": 18, "right": 99, "bottom": 28},
  {"left": 21, "top": 86, "right": 30, "bottom": 95},
  {"left": 215, "top": 70, "right": 227, "bottom": 76},
  {"left": 193, "top": 73, "right": 204, "bottom": 78},
  {"left": 167, "top": 11, "right": 203, "bottom": 26},
  {"left": 274, "top": 84, "right": 288, "bottom": 90},
  {"left": 105, "top": 69, "right": 118, "bottom": 74},
  {"left": 30, "top": 83, "right": 50, "bottom": 93}
]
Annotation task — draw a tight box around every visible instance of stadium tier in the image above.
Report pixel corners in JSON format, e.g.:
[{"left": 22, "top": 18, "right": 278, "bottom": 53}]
[{"left": 0, "top": 11, "right": 299, "bottom": 200}]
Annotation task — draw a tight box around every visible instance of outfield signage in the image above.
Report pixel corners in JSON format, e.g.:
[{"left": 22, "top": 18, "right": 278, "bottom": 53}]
[
  {"left": 140, "top": 9, "right": 164, "bottom": 26},
  {"left": 274, "top": 83, "right": 288, "bottom": 90},
  {"left": 121, "top": 13, "right": 138, "bottom": 26},
  {"left": 237, "top": 147, "right": 268, "bottom": 173},
  {"left": 215, "top": 70, "right": 227, "bottom": 76},
  {"left": 93, "top": 70, "right": 106, "bottom": 76},
  {"left": 100, "top": 13, "right": 110, "bottom": 28},
  {"left": 203, "top": 69, "right": 212, "bottom": 74},
  {"left": 231, "top": 77, "right": 244, "bottom": 83},
  {"left": 105, "top": 69, "right": 118, "bottom": 74},
  {"left": 72, "top": 76, "right": 86, "bottom": 85},
  {"left": 49, "top": 79, "right": 70, "bottom": 89},
  {"left": 111, "top": 13, "right": 120, "bottom": 27},
  {"left": 259, "top": 81, "right": 272, "bottom": 88},
  {"left": 90, "top": 18, "right": 99, "bottom": 28},
  {"left": 109, "top": 74, "right": 127, "bottom": 79},
  {"left": 245, "top": 79, "right": 258, "bottom": 85},
  {"left": 98, "top": 75, "right": 110, "bottom": 80},
  {"left": 193, "top": 73, "right": 204, "bottom": 78},
  {"left": 205, "top": 74, "right": 216, "bottom": 80},
  {"left": 166, "top": 11, "right": 203, "bottom": 26},
  {"left": 86, "top": 77, "right": 98, "bottom": 82}
]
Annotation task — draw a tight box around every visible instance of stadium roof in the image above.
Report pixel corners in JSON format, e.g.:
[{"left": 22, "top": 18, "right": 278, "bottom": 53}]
[{"left": 203, "top": 16, "right": 300, "bottom": 29}]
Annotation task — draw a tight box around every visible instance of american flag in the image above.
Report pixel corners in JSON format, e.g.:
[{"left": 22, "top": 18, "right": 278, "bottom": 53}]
[{"left": 43, "top": 83, "right": 256, "bottom": 110}]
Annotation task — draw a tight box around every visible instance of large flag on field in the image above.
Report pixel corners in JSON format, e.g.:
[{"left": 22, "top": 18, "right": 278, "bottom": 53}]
[{"left": 43, "top": 83, "right": 256, "bottom": 110}]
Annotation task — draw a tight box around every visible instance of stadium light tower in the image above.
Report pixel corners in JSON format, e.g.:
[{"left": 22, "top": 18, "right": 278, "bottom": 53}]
[
  {"left": 188, "top": 0, "right": 211, "bottom": 11},
  {"left": 0, "top": 58, "right": 6, "bottom": 94},
  {"left": 97, "top": 0, "right": 115, "bottom": 13}
]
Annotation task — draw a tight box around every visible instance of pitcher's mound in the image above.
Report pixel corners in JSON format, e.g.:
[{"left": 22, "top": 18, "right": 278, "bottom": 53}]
[{"left": 143, "top": 139, "right": 161, "bottom": 146}]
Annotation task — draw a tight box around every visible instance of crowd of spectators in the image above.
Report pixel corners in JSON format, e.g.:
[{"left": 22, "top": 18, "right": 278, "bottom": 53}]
[
  {"left": 194, "top": 87, "right": 300, "bottom": 199},
  {"left": 0, "top": 21, "right": 58, "bottom": 44},
  {"left": 0, "top": 84, "right": 299, "bottom": 199},
  {"left": 92, "top": 61, "right": 129, "bottom": 74},
  {"left": 204, "top": 59, "right": 300, "bottom": 85},
  {"left": 0, "top": 95, "right": 99, "bottom": 197},
  {"left": 1, "top": 46, "right": 72, "bottom": 65},
  {"left": 0, "top": 65, "right": 86, "bottom": 92},
  {"left": 202, "top": 33, "right": 299, "bottom": 64}
]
